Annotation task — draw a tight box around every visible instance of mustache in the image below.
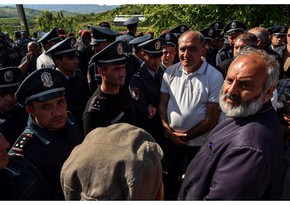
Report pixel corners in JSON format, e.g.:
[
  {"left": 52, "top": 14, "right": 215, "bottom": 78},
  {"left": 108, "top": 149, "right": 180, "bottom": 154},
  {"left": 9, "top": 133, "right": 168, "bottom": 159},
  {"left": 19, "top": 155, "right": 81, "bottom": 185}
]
[{"left": 224, "top": 93, "right": 241, "bottom": 104}]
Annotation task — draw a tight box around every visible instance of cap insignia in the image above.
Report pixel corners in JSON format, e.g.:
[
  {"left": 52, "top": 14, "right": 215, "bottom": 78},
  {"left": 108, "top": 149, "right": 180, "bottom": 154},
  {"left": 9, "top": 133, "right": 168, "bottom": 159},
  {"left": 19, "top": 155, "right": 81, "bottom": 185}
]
[
  {"left": 181, "top": 26, "right": 185, "bottom": 32},
  {"left": 155, "top": 41, "right": 161, "bottom": 50},
  {"left": 281, "top": 27, "right": 285, "bottom": 32},
  {"left": 214, "top": 23, "right": 219, "bottom": 29},
  {"left": 231, "top": 22, "right": 237, "bottom": 29},
  {"left": 208, "top": 29, "right": 214, "bottom": 37},
  {"left": 165, "top": 33, "right": 171, "bottom": 40},
  {"left": 4, "top": 71, "right": 13, "bottom": 83},
  {"left": 117, "top": 42, "right": 123, "bottom": 55},
  {"left": 41, "top": 72, "right": 54, "bottom": 87}
]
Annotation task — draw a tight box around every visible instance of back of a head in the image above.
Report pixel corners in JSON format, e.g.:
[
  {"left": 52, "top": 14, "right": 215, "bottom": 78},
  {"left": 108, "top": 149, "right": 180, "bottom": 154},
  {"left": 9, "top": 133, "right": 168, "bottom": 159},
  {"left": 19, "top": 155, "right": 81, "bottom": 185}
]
[
  {"left": 60, "top": 123, "right": 163, "bottom": 200},
  {"left": 248, "top": 27, "right": 271, "bottom": 47},
  {"left": 235, "top": 32, "right": 258, "bottom": 47}
]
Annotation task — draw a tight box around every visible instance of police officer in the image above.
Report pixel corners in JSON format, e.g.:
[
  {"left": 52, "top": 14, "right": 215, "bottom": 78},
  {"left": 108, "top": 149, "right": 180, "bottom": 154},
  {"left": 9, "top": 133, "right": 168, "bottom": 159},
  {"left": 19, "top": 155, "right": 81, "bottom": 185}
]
[
  {"left": 0, "top": 32, "right": 22, "bottom": 68},
  {"left": 0, "top": 66, "right": 28, "bottom": 147},
  {"left": 129, "top": 38, "right": 166, "bottom": 147},
  {"left": 36, "top": 27, "right": 62, "bottom": 69},
  {"left": 116, "top": 16, "right": 139, "bottom": 53},
  {"left": 129, "top": 34, "right": 153, "bottom": 64},
  {"left": 216, "top": 20, "right": 247, "bottom": 67},
  {"left": 74, "top": 30, "right": 93, "bottom": 77},
  {"left": 83, "top": 41, "right": 136, "bottom": 136},
  {"left": 126, "top": 34, "right": 153, "bottom": 85},
  {"left": 9, "top": 68, "right": 83, "bottom": 199},
  {"left": 0, "top": 133, "right": 57, "bottom": 200},
  {"left": 217, "top": 32, "right": 258, "bottom": 78},
  {"left": 269, "top": 25, "right": 288, "bottom": 52},
  {"left": 158, "top": 32, "right": 178, "bottom": 71},
  {"left": 46, "top": 36, "right": 91, "bottom": 135},
  {"left": 87, "top": 26, "right": 120, "bottom": 93}
]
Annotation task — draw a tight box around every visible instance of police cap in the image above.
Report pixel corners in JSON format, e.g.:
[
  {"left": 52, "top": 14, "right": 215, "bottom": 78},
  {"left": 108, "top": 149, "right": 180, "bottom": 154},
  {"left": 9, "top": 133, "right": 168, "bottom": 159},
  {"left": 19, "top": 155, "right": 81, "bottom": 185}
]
[
  {"left": 199, "top": 27, "right": 218, "bottom": 41},
  {"left": 158, "top": 32, "right": 178, "bottom": 48},
  {"left": 138, "top": 38, "right": 166, "bottom": 57},
  {"left": 88, "top": 26, "right": 119, "bottom": 42},
  {"left": 169, "top": 25, "right": 189, "bottom": 37},
  {"left": 208, "top": 21, "right": 224, "bottom": 31},
  {"left": 90, "top": 41, "right": 126, "bottom": 66},
  {"left": 46, "top": 36, "right": 78, "bottom": 58},
  {"left": 224, "top": 20, "right": 247, "bottom": 35},
  {"left": 270, "top": 25, "right": 287, "bottom": 36},
  {"left": 99, "top": 21, "right": 111, "bottom": 28},
  {"left": 37, "top": 27, "right": 62, "bottom": 45},
  {"left": 123, "top": 16, "right": 139, "bottom": 26},
  {"left": 129, "top": 34, "right": 153, "bottom": 50},
  {"left": 266, "top": 25, "right": 280, "bottom": 34},
  {"left": 16, "top": 68, "right": 66, "bottom": 103},
  {"left": 0, "top": 66, "right": 22, "bottom": 94}
]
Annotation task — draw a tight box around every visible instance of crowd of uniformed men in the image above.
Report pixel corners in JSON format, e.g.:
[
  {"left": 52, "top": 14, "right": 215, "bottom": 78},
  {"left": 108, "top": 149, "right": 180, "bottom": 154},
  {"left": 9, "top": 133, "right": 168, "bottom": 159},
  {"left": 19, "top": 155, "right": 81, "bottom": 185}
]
[{"left": 0, "top": 16, "right": 290, "bottom": 200}]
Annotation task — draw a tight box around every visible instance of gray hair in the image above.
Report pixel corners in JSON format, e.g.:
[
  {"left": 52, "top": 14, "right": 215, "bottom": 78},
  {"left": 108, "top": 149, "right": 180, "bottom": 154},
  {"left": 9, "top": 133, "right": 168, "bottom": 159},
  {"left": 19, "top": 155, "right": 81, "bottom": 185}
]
[{"left": 234, "top": 46, "right": 280, "bottom": 90}]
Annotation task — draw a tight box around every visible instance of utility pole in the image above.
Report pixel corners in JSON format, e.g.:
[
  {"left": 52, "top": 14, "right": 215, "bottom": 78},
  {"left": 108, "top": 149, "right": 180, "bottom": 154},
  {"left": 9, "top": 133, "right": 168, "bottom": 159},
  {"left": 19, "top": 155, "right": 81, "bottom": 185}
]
[{"left": 16, "top": 4, "right": 29, "bottom": 36}]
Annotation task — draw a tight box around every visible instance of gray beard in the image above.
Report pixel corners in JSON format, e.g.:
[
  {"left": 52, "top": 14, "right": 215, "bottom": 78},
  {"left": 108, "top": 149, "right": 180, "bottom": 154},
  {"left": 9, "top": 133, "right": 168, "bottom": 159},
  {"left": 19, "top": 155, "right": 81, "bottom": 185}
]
[{"left": 219, "top": 88, "right": 265, "bottom": 118}]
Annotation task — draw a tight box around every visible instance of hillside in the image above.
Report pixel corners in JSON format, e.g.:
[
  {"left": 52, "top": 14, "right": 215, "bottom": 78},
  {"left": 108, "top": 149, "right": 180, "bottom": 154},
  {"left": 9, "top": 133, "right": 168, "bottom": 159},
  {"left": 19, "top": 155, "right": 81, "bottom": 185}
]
[
  {"left": 0, "top": 4, "right": 119, "bottom": 18},
  {"left": 0, "top": 6, "right": 78, "bottom": 18}
]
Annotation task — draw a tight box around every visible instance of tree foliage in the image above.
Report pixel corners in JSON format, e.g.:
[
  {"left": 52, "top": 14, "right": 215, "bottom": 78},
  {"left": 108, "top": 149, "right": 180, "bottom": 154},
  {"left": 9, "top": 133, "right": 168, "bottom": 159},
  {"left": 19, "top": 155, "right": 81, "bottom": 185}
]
[{"left": 7, "top": 4, "right": 289, "bottom": 37}]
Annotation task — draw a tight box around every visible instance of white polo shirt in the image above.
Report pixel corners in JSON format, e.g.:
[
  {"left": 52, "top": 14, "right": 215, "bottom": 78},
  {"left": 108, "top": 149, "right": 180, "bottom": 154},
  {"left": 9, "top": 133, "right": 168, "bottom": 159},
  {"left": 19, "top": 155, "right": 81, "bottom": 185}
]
[{"left": 160, "top": 60, "right": 224, "bottom": 146}]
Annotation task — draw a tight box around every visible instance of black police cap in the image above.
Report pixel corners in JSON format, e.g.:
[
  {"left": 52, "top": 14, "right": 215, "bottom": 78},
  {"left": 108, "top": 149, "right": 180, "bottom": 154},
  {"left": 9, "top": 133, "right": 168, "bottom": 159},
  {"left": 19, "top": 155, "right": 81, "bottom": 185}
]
[
  {"left": 0, "top": 66, "right": 22, "bottom": 94},
  {"left": 88, "top": 26, "right": 119, "bottom": 42},
  {"left": 138, "top": 38, "right": 166, "bottom": 57},
  {"left": 270, "top": 25, "right": 287, "bottom": 36},
  {"left": 224, "top": 20, "right": 247, "bottom": 35},
  {"left": 16, "top": 68, "right": 66, "bottom": 103},
  {"left": 129, "top": 34, "right": 153, "bottom": 49},
  {"left": 169, "top": 25, "right": 189, "bottom": 36},
  {"left": 124, "top": 16, "right": 139, "bottom": 26},
  {"left": 37, "top": 27, "right": 62, "bottom": 45},
  {"left": 199, "top": 27, "right": 218, "bottom": 41},
  {"left": 99, "top": 21, "right": 111, "bottom": 28},
  {"left": 208, "top": 21, "right": 224, "bottom": 31},
  {"left": 46, "top": 36, "right": 78, "bottom": 58},
  {"left": 266, "top": 25, "right": 280, "bottom": 34},
  {"left": 90, "top": 41, "right": 126, "bottom": 66},
  {"left": 158, "top": 32, "right": 178, "bottom": 48}
]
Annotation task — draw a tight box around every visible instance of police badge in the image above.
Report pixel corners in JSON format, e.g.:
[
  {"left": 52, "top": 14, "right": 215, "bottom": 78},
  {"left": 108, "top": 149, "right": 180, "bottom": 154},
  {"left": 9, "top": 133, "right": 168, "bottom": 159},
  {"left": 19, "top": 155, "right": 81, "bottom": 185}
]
[
  {"left": 41, "top": 72, "right": 54, "bottom": 87},
  {"left": 117, "top": 42, "right": 123, "bottom": 55},
  {"left": 4, "top": 71, "right": 14, "bottom": 83},
  {"left": 155, "top": 41, "right": 161, "bottom": 51}
]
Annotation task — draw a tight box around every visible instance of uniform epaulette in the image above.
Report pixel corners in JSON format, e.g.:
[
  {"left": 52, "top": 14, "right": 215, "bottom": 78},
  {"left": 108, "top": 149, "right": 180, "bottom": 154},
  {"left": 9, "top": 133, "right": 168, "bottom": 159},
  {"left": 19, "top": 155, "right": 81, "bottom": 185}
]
[
  {"left": 88, "top": 95, "right": 107, "bottom": 112},
  {"left": 134, "top": 69, "right": 143, "bottom": 77},
  {"left": 10, "top": 133, "right": 33, "bottom": 153},
  {"left": 218, "top": 44, "right": 227, "bottom": 53}
]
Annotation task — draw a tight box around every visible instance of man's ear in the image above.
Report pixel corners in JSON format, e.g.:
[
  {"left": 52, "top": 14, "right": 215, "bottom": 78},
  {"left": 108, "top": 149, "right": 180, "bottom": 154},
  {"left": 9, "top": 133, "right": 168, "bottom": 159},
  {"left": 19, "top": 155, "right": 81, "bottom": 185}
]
[
  {"left": 25, "top": 105, "right": 35, "bottom": 117},
  {"left": 98, "top": 67, "right": 105, "bottom": 76},
  {"left": 264, "top": 85, "right": 276, "bottom": 103}
]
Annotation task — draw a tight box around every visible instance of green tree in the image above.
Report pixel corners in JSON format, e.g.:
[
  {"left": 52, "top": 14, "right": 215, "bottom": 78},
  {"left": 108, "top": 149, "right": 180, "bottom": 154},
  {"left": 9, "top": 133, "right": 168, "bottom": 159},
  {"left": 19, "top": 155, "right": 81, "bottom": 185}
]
[{"left": 35, "top": 10, "right": 55, "bottom": 32}]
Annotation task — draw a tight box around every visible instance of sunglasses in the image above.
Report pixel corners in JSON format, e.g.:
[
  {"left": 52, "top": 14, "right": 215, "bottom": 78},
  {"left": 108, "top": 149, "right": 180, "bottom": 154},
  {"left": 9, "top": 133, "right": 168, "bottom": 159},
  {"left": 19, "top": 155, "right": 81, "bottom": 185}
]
[{"left": 288, "top": 34, "right": 290, "bottom": 37}]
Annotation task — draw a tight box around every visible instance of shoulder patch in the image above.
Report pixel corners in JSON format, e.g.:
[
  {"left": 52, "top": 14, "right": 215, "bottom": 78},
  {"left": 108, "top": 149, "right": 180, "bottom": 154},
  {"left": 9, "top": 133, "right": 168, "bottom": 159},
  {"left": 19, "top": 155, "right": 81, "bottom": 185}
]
[
  {"left": 88, "top": 95, "right": 107, "bottom": 112},
  {"left": 11, "top": 133, "right": 33, "bottom": 152}
]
